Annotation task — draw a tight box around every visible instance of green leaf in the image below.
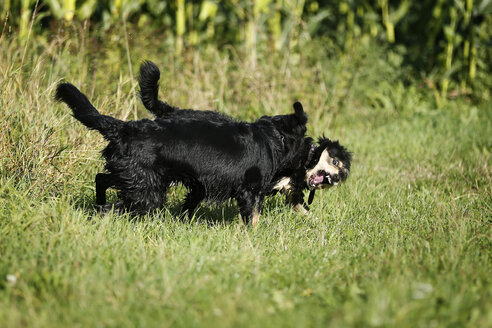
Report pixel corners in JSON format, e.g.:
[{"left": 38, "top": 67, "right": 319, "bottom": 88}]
[
  {"left": 44, "top": 0, "right": 63, "bottom": 20},
  {"left": 199, "top": 1, "right": 218, "bottom": 21},
  {"left": 307, "top": 9, "right": 331, "bottom": 35},
  {"left": 77, "top": 0, "right": 98, "bottom": 20},
  {"left": 389, "top": 0, "right": 411, "bottom": 24}
]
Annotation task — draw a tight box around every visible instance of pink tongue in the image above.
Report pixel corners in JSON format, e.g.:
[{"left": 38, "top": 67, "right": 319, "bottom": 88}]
[{"left": 313, "top": 174, "right": 324, "bottom": 184}]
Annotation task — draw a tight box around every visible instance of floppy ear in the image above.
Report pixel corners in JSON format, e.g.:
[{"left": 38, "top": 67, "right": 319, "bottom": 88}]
[{"left": 293, "top": 101, "right": 308, "bottom": 124}]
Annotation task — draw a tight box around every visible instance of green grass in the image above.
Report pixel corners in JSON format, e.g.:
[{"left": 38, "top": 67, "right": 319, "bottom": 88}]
[{"left": 0, "top": 26, "right": 491, "bottom": 327}]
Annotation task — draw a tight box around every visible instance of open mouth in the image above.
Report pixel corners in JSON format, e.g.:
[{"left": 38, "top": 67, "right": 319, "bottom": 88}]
[
  {"left": 308, "top": 171, "right": 327, "bottom": 188},
  {"left": 308, "top": 171, "right": 340, "bottom": 189}
]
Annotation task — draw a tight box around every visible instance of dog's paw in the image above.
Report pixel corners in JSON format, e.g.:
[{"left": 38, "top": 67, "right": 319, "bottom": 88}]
[
  {"left": 95, "top": 201, "right": 124, "bottom": 214},
  {"left": 293, "top": 203, "right": 309, "bottom": 216}
]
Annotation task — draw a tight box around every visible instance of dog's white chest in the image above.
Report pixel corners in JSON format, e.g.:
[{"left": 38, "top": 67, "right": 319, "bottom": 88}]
[{"left": 273, "top": 177, "right": 293, "bottom": 191}]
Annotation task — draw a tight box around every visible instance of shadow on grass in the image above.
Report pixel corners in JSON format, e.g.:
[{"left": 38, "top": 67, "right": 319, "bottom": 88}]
[{"left": 69, "top": 186, "right": 290, "bottom": 226}]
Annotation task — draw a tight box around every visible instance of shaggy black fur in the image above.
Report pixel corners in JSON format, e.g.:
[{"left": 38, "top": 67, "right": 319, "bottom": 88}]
[
  {"left": 137, "top": 60, "right": 352, "bottom": 213},
  {"left": 56, "top": 82, "right": 310, "bottom": 225}
]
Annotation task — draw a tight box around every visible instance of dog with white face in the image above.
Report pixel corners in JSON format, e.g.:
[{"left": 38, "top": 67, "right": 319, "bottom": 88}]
[
  {"left": 305, "top": 138, "right": 351, "bottom": 188},
  {"left": 272, "top": 137, "right": 351, "bottom": 213}
]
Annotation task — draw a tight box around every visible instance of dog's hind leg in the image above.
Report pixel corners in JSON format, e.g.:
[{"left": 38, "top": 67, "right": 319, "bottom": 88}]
[
  {"left": 95, "top": 200, "right": 124, "bottom": 213},
  {"left": 181, "top": 183, "right": 205, "bottom": 219},
  {"left": 124, "top": 186, "right": 168, "bottom": 215},
  {"left": 237, "top": 168, "right": 265, "bottom": 226},
  {"left": 95, "top": 173, "right": 116, "bottom": 205}
]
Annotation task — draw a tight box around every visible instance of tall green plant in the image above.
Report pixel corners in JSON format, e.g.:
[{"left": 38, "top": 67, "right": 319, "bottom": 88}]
[
  {"left": 19, "top": 0, "right": 37, "bottom": 40},
  {"left": 44, "top": 0, "right": 76, "bottom": 21},
  {"left": 1, "top": 0, "right": 490, "bottom": 101}
]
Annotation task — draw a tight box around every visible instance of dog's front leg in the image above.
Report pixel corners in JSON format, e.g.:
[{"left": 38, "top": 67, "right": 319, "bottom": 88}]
[
  {"left": 237, "top": 193, "right": 264, "bottom": 227},
  {"left": 288, "top": 190, "right": 309, "bottom": 215}
]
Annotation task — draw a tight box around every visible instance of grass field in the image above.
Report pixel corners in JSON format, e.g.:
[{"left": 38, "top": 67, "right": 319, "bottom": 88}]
[{"left": 0, "top": 28, "right": 491, "bottom": 327}]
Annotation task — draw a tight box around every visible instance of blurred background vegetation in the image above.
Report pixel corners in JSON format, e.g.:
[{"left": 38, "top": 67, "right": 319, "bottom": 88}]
[{"left": 1, "top": 0, "right": 491, "bottom": 103}]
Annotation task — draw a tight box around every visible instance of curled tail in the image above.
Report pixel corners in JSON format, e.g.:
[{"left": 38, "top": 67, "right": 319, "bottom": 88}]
[
  {"left": 55, "top": 83, "right": 122, "bottom": 141},
  {"left": 138, "top": 60, "right": 176, "bottom": 117}
]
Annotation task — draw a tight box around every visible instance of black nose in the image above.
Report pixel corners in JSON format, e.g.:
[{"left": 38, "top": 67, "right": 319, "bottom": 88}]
[{"left": 332, "top": 174, "right": 340, "bottom": 182}]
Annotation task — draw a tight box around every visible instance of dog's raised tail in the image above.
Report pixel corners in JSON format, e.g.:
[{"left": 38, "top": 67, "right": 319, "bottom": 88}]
[
  {"left": 138, "top": 60, "right": 175, "bottom": 117},
  {"left": 55, "top": 83, "right": 121, "bottom": 141}
]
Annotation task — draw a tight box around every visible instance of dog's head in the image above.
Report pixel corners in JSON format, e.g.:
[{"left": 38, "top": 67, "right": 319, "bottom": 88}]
[{"left": 304, "top": 137, "right": 351, "bottom": 190}]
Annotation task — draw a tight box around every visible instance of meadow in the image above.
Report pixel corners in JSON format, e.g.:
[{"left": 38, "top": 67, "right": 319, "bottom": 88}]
[{"left": 0, "top": 23, "right": 491, "bottom": 327}]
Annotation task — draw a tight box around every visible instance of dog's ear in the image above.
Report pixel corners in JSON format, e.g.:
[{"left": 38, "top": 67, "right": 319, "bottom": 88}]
[
  {"left": 293, "top": 101, "right": 307, "bottom": 124},
  {"left": 318, "top": 134, "right": 332, "bottom": 145}
]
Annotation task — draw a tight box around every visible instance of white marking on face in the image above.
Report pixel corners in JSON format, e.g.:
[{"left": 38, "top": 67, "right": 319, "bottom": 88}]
[
  {"left": 273, "top": 177, "right": 292, "bottom": 191},
  {"left": 305, "top": 149, "right": 342, "bottom": 189}
]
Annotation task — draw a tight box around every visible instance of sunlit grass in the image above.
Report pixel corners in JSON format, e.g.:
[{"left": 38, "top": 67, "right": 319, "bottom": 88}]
[{"left": 0, "top": 27, "right": 490, "bottom": 327}]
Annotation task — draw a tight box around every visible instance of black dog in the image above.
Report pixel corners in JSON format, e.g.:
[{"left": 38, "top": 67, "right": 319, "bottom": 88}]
[
  {"left": 56, "top": 83, "right": 309, "bottom": 225},
  {"left": 137, "top": 61, "right": 352, "bottom": 214}
]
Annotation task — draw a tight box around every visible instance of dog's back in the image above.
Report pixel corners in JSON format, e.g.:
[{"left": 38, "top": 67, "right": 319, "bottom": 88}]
[{"left": 114, "top": 118, "right": 280, "bottom": 200}]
